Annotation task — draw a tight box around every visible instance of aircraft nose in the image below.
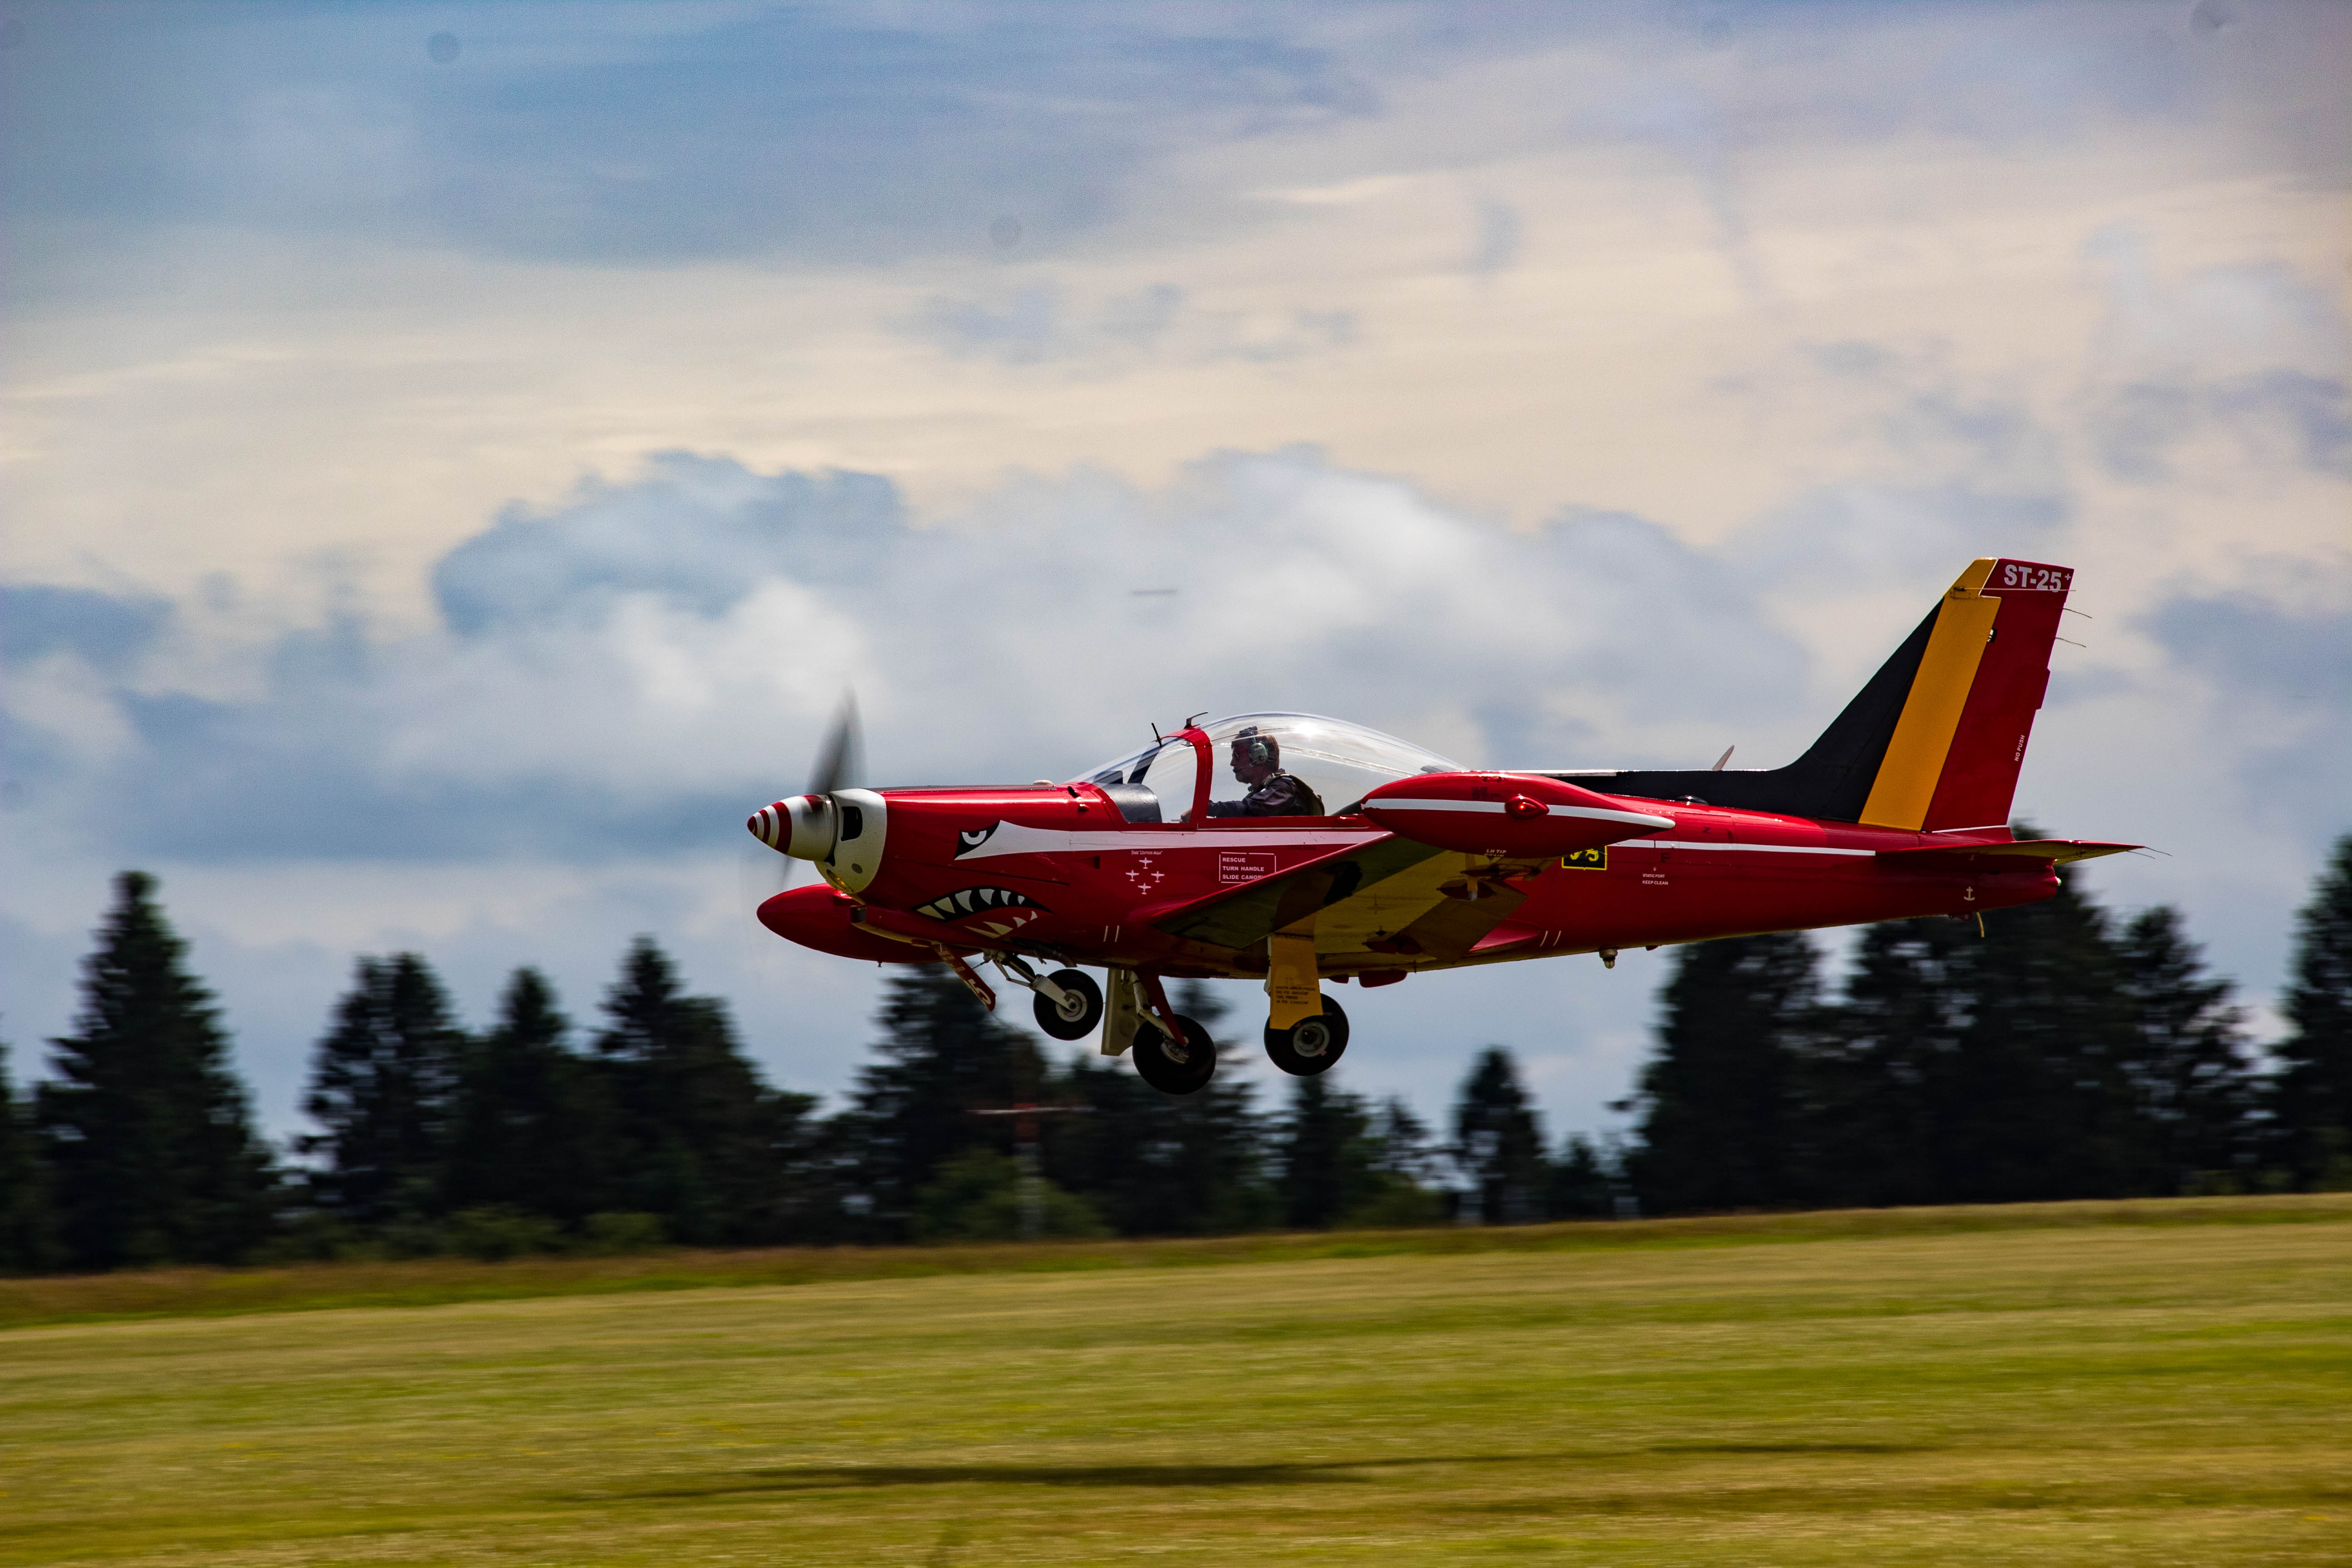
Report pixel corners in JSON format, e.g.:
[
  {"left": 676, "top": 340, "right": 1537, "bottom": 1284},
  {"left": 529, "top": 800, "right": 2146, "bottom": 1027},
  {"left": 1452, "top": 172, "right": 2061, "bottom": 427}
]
[{"left": 750, "top": 794, "right": 841, "bottom": 861}]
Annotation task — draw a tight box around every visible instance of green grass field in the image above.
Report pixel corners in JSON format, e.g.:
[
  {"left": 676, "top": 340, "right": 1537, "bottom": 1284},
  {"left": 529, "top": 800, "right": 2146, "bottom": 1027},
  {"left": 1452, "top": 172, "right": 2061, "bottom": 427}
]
[{"left": 4, "top": 1199, "right": 2348, "bottom": 1566}]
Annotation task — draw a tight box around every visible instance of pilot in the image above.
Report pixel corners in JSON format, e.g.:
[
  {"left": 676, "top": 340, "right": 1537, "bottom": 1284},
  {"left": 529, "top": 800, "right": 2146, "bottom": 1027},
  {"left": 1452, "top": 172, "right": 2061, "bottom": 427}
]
[{"left": 1206, "top": 727, "right": 1326, "bottom": 817}]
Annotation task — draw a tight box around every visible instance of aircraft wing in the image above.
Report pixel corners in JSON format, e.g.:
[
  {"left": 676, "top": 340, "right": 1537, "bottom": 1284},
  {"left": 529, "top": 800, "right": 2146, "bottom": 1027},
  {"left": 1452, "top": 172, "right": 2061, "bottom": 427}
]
[
  {"left": 1149, "top": 833, "right": 1449, "bottom": 951},
  {"left": 1877, "top": 838, "right": 2140, "bottom": 870}
]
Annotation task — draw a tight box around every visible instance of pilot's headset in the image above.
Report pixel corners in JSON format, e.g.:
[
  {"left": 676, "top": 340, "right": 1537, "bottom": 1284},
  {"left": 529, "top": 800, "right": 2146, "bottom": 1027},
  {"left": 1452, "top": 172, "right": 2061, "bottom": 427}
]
[{"left": 1236, "top": 727, "right": 1278, "bottom": 769}]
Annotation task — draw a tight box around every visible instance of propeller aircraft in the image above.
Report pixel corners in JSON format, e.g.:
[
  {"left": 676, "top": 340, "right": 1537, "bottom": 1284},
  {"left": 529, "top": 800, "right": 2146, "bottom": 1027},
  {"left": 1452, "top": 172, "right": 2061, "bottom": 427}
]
[{"left": 749, "top": 557, "right": 2133, "bottom": 1094}]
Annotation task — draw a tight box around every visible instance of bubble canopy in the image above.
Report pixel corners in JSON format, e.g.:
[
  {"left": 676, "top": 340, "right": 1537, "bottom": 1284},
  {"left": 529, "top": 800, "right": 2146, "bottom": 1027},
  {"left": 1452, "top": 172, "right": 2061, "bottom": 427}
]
[{"left": 1068, "top": 713, "right": 1459, "bottom": 821}]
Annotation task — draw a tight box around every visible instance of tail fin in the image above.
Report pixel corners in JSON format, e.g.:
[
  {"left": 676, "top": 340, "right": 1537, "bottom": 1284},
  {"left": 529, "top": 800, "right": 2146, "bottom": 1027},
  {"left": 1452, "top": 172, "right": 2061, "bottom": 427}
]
[
  {"left": 1849, "top": 557, "right": 2071, "bottom": 831},
  {"left": 1548, "top": 559, "right": 2072, "bottom": 828}
]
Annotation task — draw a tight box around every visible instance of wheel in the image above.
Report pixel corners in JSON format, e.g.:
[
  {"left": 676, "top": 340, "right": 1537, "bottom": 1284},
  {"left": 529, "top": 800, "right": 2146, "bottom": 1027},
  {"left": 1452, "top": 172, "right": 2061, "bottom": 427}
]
[
  {"left": 1031, "top": 969, "right": 1104, "bottom": 1040},
  {"left": 1264, "top": 994, "right": 1349, "bottom": 1076},
  {"left": 1130, "top": 1014, "right": 1217, "bottom": 1095}
]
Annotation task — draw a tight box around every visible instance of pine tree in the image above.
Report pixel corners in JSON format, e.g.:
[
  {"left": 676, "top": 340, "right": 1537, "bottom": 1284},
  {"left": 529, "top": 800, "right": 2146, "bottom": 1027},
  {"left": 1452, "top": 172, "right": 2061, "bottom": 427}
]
[
  {"left": 1547, "top": 1133, "right": 1617, "bottom": 1219},
  {"left": 1044, "top": 1042, "right": 1274, "bottom": 1236},
  {"left": 1369, "top": 1097, "right": 1439, "bottom": 1190},
  {"left": 1623, "top": 934, "right": 1818, "bottom": 1215},
  {"left": 845, "top": 968, "right": 1045, "bottom": 1238},
  {"left": 1274, "top": 1074, "right": 1377, "bottom": 1229},
  {"left": 593, "top": 938, "right": 811, "bottom": 1245},
  {"left": 1802, "top": 916, "right": 1975, "bottom": 1208},
  {"left": 1948, "top": 872, "right": 2138, "bottom": 1202},
  {"left": 1451, "top": 1047, "right": 1548, "bottom": 1224},
  {"left": 300, "top": 953, "right": 466, "bottom": 1230},
  {"left": 1041, "top": 986, "right": 1274, "bottom": 1239},
  {"left": 0, "top": 1040, "right": 59, "bottom": 1273},
  {"left": 37, "top": 872, "right": 277, "bottom": 1268},
  {"left": 2115, "top": 906, "right": 2256, "bottom": 1192},
  {"left": 2272, "top": 835, "right": 2352, "bottom": 1188},
  {"left": 442, "top": 969, "right": 600, "bottom": 1225}
]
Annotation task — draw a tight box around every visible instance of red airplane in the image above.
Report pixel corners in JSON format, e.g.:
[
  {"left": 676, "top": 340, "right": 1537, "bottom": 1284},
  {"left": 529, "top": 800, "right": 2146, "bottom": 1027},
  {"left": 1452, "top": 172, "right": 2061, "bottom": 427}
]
[{"left": 750, "top": 557, "right": 2132, "bottom": 1094}]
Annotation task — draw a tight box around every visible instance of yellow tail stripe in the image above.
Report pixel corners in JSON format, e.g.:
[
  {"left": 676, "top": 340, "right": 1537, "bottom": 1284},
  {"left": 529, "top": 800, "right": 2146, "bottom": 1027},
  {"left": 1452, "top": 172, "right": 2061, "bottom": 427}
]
[{"left": 1859, "top": 560, "right": 1999, "bottom": 830}]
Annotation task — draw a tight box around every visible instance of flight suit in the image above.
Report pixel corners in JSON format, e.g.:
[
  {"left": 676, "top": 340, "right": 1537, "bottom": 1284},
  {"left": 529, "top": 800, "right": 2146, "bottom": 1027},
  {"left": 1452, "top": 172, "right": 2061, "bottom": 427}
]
[{"left": 1206, "top": 770, "right": 1327, "bottom": 818}]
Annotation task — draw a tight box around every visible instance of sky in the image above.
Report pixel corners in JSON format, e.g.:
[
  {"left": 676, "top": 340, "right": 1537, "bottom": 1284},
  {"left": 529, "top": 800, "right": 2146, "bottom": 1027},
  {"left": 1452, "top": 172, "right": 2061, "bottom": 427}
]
[{"left": 3, "top": 0, "right": 2347, "bottom": 1149}]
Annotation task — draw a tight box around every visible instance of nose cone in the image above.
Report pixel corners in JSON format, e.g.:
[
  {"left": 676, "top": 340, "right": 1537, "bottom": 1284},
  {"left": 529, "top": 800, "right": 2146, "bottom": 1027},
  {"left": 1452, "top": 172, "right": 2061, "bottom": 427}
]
[{"left": 749, "top": 794, "right": 840, "bottom": 860}]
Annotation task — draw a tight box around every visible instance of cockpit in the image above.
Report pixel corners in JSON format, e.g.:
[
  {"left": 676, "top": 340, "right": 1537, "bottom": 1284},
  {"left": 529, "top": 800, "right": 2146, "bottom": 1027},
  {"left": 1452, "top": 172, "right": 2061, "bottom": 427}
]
[{"left": 1069, "top": 713, "right": 1458, "bottom": 823}]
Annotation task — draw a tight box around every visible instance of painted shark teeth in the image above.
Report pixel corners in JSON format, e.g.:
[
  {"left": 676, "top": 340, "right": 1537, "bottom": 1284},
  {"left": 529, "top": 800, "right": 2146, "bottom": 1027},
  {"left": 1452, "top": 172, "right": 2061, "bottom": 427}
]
[{"left": 913, "top": 887, "right": 1049, "bottom": 921}]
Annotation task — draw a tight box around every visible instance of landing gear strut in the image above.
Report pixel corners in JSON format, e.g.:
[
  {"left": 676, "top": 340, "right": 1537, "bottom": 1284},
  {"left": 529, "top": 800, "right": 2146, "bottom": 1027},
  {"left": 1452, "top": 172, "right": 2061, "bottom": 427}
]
[{"left": 1264, "top": 993, "right": 1349, "bottom": 1076}]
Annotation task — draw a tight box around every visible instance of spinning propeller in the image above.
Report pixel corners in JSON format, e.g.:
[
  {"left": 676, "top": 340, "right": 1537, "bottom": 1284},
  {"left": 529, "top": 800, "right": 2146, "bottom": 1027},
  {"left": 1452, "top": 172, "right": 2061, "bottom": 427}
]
[
  {"left": 744, "top": 694, "right": 862, "bottom": 902},
  {"left": 807, "top": 692, "right": 862, "bottom": 804}
]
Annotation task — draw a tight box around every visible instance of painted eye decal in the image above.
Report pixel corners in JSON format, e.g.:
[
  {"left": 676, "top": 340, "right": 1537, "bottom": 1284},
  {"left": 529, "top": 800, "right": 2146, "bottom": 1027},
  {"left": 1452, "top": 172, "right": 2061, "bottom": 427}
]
[
  {"left": 914, "top": 887, "right": 1050, "bottom": 921},
  {"left": 954, "top": 823, "right": 999, "bottom": 857}
]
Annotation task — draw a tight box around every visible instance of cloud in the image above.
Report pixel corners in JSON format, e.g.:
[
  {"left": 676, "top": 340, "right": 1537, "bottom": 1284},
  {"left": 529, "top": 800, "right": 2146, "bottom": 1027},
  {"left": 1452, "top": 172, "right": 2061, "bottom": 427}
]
[
  {"left": 2139, "top": 585, "right": 2352, "bottom": 843},
  {"left": 1, "top": 6, "right": 1379, "bottom": 271},
  {"left": 1467, "top": 195, "right": 1521, "bottom": 276},
  {"left": 2, "top": 448, "right": 1832, "bottom": 866},
  {"left": 0, "top": 446, "right": 1825, "bottom": 1134},
  {"left": 433, "top": 458, "right": 902, "bottom": 632},
  {"left": 0, "top": 584, "right": 170, "bottom": 670},
  {"left": 2082, "top": 229, "right": 2352, "bottom": 481},
  {"left": 2146, "top": 589, "right": 2352, "bottom": 703},
  {"left": 2092, "top": 370, "right": 2352, "bottom": 483},
  {"left": 2088, "top": 230, "right": 2350, "bottom": 377},
  {"left": 908, "top": 283, "right": 1187, "bottom": 367},
  {"left": 13, "top": 0, "right": 2340, "bottom": 294},
  {"left": 904, "top": 281, "right": 1351, "bottom": 368}
]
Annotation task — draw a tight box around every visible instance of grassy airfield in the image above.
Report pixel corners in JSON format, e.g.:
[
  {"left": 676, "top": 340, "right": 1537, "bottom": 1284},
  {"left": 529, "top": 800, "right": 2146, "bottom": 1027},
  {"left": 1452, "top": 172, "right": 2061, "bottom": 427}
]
[{"left": 3, "top": 1199, "right": 2347, "bottom": 1566}]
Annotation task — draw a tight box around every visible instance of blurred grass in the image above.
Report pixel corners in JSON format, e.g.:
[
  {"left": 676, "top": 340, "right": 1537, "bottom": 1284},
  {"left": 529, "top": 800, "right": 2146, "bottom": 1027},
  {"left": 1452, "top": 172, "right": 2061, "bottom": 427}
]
[
  {"left": 1, "top": 1197, "right": 2347, "bottom": 1565},
  {"left": 4, "top": 1192, "right": 2347, "bottom": 1330}
]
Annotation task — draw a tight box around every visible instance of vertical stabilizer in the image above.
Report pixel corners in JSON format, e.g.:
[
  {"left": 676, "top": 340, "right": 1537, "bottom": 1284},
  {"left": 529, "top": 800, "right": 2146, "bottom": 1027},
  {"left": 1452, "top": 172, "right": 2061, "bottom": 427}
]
[
  {"left": 1536, "top": 558, "right": 2075, "bottom": 828},
  {"left": 1859, "top": 558, "right": 2072, "bottom": 832}
]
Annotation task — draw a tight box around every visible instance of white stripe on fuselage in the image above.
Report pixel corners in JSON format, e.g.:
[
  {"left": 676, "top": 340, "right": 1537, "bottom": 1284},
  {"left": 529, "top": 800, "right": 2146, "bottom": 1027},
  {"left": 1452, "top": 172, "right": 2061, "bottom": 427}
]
[
  {"left": 1612, "top": 838, "right": 1876, "bottom": 857},
  {"left": 1372, "top": 798, "right": 1673, "bottom": 829},
  {"left": 956, "top": 822, "right": 1893, "bottom": 863},
  {"left": 956, "top": 822, "right": 1383, "bottom": 861}
]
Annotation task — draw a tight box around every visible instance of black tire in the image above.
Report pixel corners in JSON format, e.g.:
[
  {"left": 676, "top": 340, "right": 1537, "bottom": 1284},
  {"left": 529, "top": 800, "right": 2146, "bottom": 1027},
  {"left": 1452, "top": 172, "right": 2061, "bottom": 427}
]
[
  {"left": 1264, "top": 994, "right": 1349, "bottom": 1076},
  {"left": 1032, "top": 969, "right": 1104, "bottom": 1041},
  {"left": 1130, "top": 1014, "right": 1216, "bottom": 1095}
]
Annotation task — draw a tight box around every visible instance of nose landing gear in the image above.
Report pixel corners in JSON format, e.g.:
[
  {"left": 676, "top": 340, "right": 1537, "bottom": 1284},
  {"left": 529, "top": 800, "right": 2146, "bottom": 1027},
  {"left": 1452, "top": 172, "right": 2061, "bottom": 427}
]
[
  {"left": 1029, "top": 968, "right": 1104, "bottom": 1040},
  {"left": 1264, "top": 994, "right": 1349, "bottom": 1076},
  {"left": 990, "top": 956, "right": 1107, "bottom": 1041}
]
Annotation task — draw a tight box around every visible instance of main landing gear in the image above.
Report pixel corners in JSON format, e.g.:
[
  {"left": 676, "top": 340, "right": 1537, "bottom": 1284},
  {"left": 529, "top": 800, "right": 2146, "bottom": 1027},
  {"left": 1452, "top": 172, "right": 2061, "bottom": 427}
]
[
  {"left": 1264, "top": 993, "right": 1349, "bottom": 1076},
  {"left": 1130, "top": 1014, "right": 1217, "bottom": 1096}
]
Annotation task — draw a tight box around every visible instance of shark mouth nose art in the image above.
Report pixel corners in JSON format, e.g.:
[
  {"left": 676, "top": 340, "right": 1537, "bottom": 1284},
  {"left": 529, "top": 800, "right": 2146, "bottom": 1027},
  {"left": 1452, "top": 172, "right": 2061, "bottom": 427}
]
[{"left": 914, "top": 886, "right": 1049, "bottom": 939}]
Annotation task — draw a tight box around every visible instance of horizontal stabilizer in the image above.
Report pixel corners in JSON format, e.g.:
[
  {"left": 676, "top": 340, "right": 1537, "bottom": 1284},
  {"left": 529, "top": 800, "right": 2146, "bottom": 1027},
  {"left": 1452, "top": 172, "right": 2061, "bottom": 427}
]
[{"left": 1877, "top": 838, "right": 2139, "bottom": 870}]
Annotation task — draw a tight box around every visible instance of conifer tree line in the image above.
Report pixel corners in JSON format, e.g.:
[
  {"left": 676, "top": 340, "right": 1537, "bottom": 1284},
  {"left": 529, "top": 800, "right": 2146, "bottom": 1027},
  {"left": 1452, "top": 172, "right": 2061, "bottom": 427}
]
[{"left": 4, "top": 838, "right": 2350, "bottom": 1274}]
